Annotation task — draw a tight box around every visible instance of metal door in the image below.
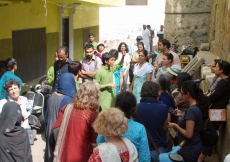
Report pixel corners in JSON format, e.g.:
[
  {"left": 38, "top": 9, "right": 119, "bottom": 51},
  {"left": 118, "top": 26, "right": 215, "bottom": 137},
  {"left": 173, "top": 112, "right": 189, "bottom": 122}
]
[{"left": 12, "top": 28, "right": 46, "bottom": 83}]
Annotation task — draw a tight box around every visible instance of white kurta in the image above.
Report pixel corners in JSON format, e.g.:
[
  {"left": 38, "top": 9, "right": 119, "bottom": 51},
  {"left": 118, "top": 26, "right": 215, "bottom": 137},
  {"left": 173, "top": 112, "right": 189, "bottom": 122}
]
[{"left": 142, "top": 29, "right": 151, "bottom": 53}]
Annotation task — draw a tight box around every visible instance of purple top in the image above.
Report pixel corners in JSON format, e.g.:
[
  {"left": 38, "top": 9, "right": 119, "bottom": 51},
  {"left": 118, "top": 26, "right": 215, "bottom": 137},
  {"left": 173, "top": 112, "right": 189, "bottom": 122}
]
[
  {"left": 97, "top": 53, "right": 102, "bottom": 59},
  {"left": 209, "top": 76, "right": 221, "bottom": 93}
]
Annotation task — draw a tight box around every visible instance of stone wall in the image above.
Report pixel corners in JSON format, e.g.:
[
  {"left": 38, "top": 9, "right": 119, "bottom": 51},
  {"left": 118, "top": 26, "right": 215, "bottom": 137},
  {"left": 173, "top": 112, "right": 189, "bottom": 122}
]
[
  {"left": 164, "top": 0, "right": 212, "bottom": 47},
  {"left": 209, "top": 0, "right": 230, "bottom": 61}
]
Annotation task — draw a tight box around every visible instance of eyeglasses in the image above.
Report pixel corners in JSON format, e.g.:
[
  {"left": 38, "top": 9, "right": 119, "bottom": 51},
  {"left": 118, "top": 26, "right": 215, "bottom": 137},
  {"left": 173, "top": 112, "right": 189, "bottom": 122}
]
[{"left": 208, "top": 65, "right": 216, "bottom": 68}]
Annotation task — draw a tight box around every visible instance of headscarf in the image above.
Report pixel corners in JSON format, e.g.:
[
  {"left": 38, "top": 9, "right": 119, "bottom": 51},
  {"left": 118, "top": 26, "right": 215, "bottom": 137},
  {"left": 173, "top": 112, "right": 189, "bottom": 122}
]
[
  {"left": 57, "top": 73, "right": 76, "bottom": 98},
  {"left": 56, "top": 73, "right": 77, "bottom": 111},
  {"left": 44, "top": 73, "right": 77, "bottom": 162},
  {"left": 0, "top": 102, "right": 32, "bottom": 162}
]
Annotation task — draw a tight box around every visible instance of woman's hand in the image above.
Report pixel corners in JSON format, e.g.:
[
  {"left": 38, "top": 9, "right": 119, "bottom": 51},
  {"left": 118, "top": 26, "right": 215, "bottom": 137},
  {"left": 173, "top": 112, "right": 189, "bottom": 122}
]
[
  {"left": 21, "top": 115, "right": 27, "bottom": 125},
  {"left": 167, "top": 122, "right": 178, "bottom": 129},
  {"left": 174, "top": 108, "right": 183, "bottom": 117},
  {"left": 91, "top": 143, "right": 96, "bottom": 148},
  {"left": 118, "top": 89, "right": 122, "bottom": 94},
  {"left": 129, "top": 87, "right": 133, "bottom": 93},
  {"left": 172, "top": 88, "right": 179, "bottom": 95},
  {"left": 122, "top": 50, "right": 126, "bottom": 55},
  {"left": 107, "top": 83, "right": 118, "bottom": 88}
]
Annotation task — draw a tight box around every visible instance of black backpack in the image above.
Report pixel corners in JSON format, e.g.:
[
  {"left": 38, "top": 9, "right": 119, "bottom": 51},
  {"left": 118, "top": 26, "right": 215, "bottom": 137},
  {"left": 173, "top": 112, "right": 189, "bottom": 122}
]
[{"left": 200, "top": 119, "right": 219, "bottom": 146}]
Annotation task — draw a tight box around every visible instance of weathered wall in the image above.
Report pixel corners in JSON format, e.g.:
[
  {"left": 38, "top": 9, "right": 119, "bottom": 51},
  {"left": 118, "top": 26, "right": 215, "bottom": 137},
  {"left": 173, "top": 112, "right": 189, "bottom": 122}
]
[
  {"left": 164, "top": 0, "right": 212, "bottom": 47},
  {"left": 209, "top": 0, "right": 230, "bottom": 61}
]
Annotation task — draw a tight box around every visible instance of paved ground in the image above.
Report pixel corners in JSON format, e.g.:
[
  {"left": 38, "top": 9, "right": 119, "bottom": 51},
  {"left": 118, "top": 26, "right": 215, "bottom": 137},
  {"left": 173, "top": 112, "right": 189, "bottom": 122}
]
[{"left": 31, "top": 129, "right": 45, "bottom": 162}]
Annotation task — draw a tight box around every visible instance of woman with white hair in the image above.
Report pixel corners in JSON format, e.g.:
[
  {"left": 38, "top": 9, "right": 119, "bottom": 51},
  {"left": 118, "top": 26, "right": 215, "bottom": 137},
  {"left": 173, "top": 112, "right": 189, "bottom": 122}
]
[{"left": 89, "top": 108, "right": 138, "bottom": 162}]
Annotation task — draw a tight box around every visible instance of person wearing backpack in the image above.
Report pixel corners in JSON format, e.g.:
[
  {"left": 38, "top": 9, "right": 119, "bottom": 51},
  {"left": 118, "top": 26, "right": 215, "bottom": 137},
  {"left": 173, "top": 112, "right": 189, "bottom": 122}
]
[{"left": 168, "top": 80, "right": 209, "bottom": 162}]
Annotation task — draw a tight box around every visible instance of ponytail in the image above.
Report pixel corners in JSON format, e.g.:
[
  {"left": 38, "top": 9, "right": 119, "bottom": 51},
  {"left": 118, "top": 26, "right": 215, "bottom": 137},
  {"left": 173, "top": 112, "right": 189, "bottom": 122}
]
[
  {"left": 196, "top": 88, "right": 209, "bottom": 119},
  {"left": 181, "top": 80, "right": 210, "bottom": 119}
]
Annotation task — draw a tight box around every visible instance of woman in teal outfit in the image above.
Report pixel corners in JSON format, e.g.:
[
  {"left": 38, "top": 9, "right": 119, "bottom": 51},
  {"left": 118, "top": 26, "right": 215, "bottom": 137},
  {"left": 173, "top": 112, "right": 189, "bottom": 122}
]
[
  {"left": 130, "top": 50, "right": 154, "bottom": 103},
  {"left": 112, "top": 51, "right": 124, "bottom": 95}
]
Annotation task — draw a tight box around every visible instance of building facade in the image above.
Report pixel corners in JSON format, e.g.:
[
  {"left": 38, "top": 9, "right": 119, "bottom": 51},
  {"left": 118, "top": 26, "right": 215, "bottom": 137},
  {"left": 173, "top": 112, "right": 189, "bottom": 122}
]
[{"left": 0, "top": 0, "right": 121, "bottom": 82}]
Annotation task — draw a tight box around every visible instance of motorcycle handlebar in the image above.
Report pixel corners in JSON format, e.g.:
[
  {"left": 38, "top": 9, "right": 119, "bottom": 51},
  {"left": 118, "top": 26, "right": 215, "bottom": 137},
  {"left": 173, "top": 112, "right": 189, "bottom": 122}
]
[
  {"left": 24, "top": 84, "right": 35, "bottom": 89},
  {"left": 24, "top": 84, "right": 52, "bottom": 92}
]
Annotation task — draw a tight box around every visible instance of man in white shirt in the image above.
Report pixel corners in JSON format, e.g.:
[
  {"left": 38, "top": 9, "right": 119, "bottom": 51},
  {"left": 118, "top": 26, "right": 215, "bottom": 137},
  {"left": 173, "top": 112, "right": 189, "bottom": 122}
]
[
  {"left": 0, "top": 79, "right": 32, "bottom": 129},
  {"left": 154, "top": 39, "right": 181, "bottom": 77},
  {"left": 157, "top": 25, "right": 164, "bottom": 41},
  {"left": 129, "top": 36, "right": 147, "bottom": 57},
  {"left": 142, "top": 24, "right": 151, "bottom": 54}
]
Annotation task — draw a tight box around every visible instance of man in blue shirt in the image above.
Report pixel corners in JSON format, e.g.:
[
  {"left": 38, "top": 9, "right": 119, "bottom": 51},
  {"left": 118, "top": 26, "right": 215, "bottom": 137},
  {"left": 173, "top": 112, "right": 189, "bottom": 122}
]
[
  {"left": 53, "top": 46, "right": 72, "bottom": 91},
  {"left": 0, "top": 58, "right": 22, "bottom": 99}
]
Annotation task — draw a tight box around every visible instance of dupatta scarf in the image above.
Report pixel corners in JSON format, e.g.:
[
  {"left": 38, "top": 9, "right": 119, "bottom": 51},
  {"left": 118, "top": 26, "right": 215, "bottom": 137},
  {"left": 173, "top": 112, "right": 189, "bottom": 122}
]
[{"left": 133, "top": 62, "right": 154, "bottom": 81}]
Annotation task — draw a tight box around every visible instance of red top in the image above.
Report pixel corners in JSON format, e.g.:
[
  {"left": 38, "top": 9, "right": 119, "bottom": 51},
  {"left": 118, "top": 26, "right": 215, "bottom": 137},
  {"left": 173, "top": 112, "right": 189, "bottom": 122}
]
[
  {"left": 52, "top": 107, "right": 98, "bottom": 162},
  {"left": 88, "top": 147, "right": 129, "bottom": 162}
]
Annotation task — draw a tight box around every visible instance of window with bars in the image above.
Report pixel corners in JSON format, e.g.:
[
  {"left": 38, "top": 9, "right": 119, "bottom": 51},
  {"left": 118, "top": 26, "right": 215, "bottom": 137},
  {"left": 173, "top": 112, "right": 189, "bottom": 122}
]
[{"left": 126, "top": 0, "right": 147, "bottom": 5}]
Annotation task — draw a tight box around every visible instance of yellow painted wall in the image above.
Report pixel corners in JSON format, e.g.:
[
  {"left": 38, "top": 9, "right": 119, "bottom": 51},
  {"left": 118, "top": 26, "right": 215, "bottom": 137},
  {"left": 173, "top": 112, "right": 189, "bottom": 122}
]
[
  {"left": 0, "top": 0, "right": 59, "bottom": 40},
  {"left": 0, "top": 0, "right": 102, "bottom": 40},
  {"left": 0, "top": 0, "right": 107, "bottom": 70},
  {"left": 79, "top": 0, "right": 122, "bottom": 6},
  {"left": 73, "top": 4, "right": 99, "bottom": 29}
]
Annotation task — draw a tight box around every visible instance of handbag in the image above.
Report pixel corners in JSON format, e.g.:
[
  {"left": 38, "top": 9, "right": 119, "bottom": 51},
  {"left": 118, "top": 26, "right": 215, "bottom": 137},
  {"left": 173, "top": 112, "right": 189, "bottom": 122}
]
[{"left": 209, "top": 109, "right": 226, "bottom": 121}]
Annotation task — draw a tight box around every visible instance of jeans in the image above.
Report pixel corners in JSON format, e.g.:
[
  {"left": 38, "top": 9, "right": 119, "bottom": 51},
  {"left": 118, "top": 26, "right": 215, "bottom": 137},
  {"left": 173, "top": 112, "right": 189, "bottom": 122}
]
[
  {"left": 178, "top": 145, "right": 202, "bottom": 162},
  {"left": 150, "top": 147, "right": 165, "bottom": 162}
]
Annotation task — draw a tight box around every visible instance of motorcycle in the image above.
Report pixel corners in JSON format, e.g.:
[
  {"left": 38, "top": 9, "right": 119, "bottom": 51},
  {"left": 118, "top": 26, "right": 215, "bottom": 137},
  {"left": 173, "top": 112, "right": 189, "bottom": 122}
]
[
  {"left": 24, "top": 84, "right": 52, "bottom": 128},
  {"left": 180, "top": 45, "right": 199, "bottom": 68},
  {"left": 170, "top": 36, "right": 180, "bottom": 54},
  {"left": 159, "top": 140, "right": 185, "bottom": 162}
]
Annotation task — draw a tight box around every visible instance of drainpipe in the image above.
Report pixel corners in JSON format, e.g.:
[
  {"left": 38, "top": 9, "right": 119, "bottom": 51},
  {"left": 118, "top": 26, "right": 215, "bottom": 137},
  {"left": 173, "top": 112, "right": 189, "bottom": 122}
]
[{"left": 58, "top": 4, "right": 66, "bottom": 46}]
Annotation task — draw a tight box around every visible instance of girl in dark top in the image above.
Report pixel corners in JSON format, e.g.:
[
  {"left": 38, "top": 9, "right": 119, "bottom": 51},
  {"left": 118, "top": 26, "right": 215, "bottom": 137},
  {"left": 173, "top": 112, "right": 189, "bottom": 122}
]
[
  {"left": 199, "top": 60, "right": 230, "bottom": 161},
  {"left": 0, "top": 102, "right": 32, "bottom": 162},
  {"left": 157, "top": 73, "right": 177, "bottom": 123},
  {"left": 168, "top": 80, "right": 209, "bottom": 162},
  {"left": 172, "top": 72, "right": 191, "bottom": 117},
  {"left": 132, "top": 81, "right": 168, "bottom": 162}
]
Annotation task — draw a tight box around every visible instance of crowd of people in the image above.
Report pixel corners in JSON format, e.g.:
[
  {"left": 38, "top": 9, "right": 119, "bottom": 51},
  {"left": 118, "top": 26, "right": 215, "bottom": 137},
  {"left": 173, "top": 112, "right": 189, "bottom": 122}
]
[{"left": 0, "top": 24, "right": 230, "bottom": 162}]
